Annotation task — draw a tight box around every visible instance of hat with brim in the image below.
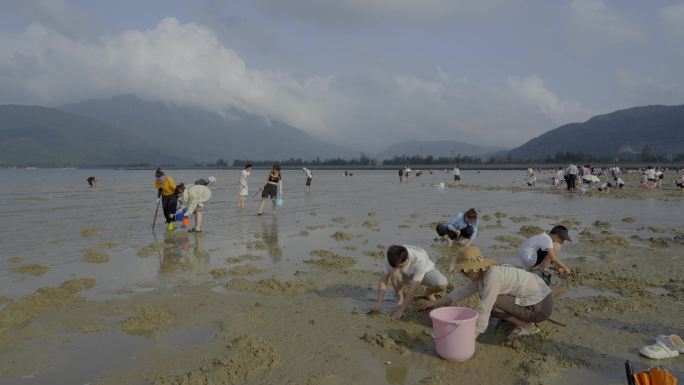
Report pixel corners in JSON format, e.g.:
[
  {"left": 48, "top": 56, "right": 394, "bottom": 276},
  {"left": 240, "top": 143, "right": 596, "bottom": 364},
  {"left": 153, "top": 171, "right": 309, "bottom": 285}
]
[{"left": 454, "top": 246, "right": 496, "bottom": 273}]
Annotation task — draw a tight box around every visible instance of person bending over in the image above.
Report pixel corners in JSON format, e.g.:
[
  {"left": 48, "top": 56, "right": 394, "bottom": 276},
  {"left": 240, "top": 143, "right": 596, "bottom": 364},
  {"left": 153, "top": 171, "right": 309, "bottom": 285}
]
[
  {"left": 371, "top": 245, "right": 447, "bottom": 320},
  {"left": 519, "top": 225, "right": 572, "bottom": 275}
]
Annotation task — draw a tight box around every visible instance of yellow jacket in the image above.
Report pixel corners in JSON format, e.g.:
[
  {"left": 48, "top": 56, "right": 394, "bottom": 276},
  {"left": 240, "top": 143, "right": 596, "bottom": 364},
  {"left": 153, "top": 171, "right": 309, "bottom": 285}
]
[{"left": 155, "top": 176, "right": 176, "bottom": 196}]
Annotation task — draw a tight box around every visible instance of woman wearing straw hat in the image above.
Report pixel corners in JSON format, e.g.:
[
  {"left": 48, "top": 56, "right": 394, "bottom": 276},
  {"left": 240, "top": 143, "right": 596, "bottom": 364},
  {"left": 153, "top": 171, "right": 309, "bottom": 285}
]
[{"left": 424, "top": 246, "right": 553, "bottom": 339}]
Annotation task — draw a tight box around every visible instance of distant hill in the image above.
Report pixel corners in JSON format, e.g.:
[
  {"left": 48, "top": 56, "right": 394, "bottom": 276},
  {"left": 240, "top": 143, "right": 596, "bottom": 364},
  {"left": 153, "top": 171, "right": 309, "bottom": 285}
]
[
  {"left": 60, "top": 95, "right": 356, "bottom": 163},
  {"left": 0, "top": 105, "right": 180, "bottom": 167},
  {"left": 377, "top": 140, "right": 506, "bottom": 159},
  {"left": 508, "top": 104, "right": 684, "bottom": 160}
]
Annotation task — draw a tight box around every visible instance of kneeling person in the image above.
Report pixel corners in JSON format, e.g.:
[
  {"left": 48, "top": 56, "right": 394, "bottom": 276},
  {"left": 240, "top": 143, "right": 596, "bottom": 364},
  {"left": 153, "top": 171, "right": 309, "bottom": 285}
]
[
  {"left": 519, "top": 225, "right": 572, "bottom": 274},
  {"left": 372, "top": 245, "right": 447, "bottom": 320},
  {"left": 425, "top": 246, "right": 553, "bottom": 339}
]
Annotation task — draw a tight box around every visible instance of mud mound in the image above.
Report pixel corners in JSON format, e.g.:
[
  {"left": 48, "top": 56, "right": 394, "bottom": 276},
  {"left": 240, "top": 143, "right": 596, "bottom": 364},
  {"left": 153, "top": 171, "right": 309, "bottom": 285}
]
[
  {"left": 225, "top": 279, "right": 310, "bottom": 296},
  {"left": 621, "top": 217, "right": 636, "bottom": 223},
  {"left": 137, "top": 242, "right": 164, "bottom": 257},
  {"left": 83, "top": 250, "right": 110, "bottom": 263},
  {"left": 361, "top": 220, "right": 380, "bottom": 229},
  {"left": 592, "top": 220, "right": 612, "bottom": 230},
  {"left": 494, "top": 235, "right": 525, "bottom": 248},
  {"left": 210, "top": 268, "right": 228, "bottom": 279},
  {"left": 228, "top": 265, "right": 265, "bottom": 276},
  {"left": 332, "top": 217, "right": 347, "bottom": 224},
  {"left": 519, "top": 225, "right": 545, "bottom": 237},
  {"left": 361, "top": 331, "right": 408, "bottom": 355},
  {"left": 119, "top": 305, "right": 173, "bottom": 336},
  {"left": 151, "top": 334, "right": 279, "bottom": 385},
  {"left": 330, "top": 231, "right": 353, "bottom": 241},
  {"left": 226, "top": 254, "right": 264, "bottom": 264},
  {"left": 10, "top": 264, "right": 49, "bottom": 276},
  {"left": 305, "top": 250, "right": 355, "bottom": 269},
  {"left": 0, "top": 279, "right": 95, "bottom": 333},
  {"left": 579, "top": 229, "right": 629, "bottom": 248},
  {"left": 510, "top": 216, "right": 530, "bottom": 223},
  {"left": 81, "top": 228, "right": 104, "bottom": 238}
]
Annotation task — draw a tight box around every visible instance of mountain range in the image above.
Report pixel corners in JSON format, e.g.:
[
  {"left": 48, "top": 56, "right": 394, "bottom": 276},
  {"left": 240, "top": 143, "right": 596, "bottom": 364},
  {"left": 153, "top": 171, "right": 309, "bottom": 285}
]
[
  {"left": 1, "top": 96, "right": 682, "bottom": 166},
  {"left": 508, "top": 104, "right": 684, "bottom": 160}
]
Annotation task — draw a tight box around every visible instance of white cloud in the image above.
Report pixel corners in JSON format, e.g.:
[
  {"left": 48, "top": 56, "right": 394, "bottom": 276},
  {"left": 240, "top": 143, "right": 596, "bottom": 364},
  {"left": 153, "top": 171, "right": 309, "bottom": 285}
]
[
  {"left": 658, "top": 3, "right": 684, "bottom": 36},
  {"left": 564, "top": 0, "right": 644, "bottom": 54},
  {"left": 0, "top": 18, "right": 591, "bottom": 150},
  {"left": 506, "top": 75, "right": 592, "bottom": 124}
]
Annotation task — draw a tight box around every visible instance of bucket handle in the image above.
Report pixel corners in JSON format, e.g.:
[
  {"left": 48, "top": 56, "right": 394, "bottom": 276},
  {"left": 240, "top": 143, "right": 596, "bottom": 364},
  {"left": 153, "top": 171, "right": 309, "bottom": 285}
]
[{"left": 431, "top": 321, "right": 462, "bottom": 340}]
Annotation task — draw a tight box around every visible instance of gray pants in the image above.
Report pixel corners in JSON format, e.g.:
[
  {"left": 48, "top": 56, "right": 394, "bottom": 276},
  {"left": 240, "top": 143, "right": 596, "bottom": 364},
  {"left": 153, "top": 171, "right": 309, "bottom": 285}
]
[{"left": 490, "top": 294, "right": 553, "bottom": 323}]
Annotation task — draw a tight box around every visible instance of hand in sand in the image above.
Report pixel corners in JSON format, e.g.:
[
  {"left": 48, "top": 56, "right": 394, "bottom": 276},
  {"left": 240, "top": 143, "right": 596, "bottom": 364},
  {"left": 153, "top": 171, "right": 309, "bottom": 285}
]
[
  {"left": 558, "top": 265, "right": 571, "bottom": 275},
  {"left": 391, "top": 308, "right": 405, "bottom": 320},
  {"left": 367, "top": 302, "right": 382, "bottom": 315}
]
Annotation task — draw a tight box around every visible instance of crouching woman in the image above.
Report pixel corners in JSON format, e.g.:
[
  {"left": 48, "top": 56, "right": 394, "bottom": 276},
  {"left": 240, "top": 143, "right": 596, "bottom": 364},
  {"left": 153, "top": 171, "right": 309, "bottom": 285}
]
[{"left": 425, "top": 246, "right": 553, "bottom": 339}]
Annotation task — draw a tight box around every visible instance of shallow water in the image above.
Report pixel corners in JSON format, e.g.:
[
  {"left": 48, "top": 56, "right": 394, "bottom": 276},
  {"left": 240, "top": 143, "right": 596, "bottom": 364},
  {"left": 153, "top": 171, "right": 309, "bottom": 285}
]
[
  {"left": 1, "top": 168, "right": 682, "bottom": 301},
  {"left": 1, "top": 168, "right": 683, "bottom": 385}
]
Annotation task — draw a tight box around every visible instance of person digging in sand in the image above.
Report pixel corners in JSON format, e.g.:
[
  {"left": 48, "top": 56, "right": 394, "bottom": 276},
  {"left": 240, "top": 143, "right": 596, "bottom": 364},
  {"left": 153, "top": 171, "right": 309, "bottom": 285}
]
[
  {"left": 423, "top": 246, "right": 554, "bottom": 340},
  {"left": 176, "top": 183, "right": 212, "bottom": 233},
  {"left": 518, "top": 225, "right": 572, "bottom": 276},
  {"left": 371, "top": 245, "right": 447, "bottom": 320},
  {"left": 435, "top": 208, "right": 479, "bottom": 247}
]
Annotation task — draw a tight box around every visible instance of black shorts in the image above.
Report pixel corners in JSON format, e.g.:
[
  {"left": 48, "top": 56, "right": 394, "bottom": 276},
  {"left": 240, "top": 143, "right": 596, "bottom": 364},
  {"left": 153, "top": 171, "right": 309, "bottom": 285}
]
[
  {"left": 648, "top": 178, "right": 656, "bottom": 182},
  {"left": 454, "top": 175, "right": 460, "bottom": 181},
  {"left": 262, "top": 184, "right": 278, "bottom": 199},
  {"left": 534, "top": 249, "right": 548, "bottom": 267},
  {"left": 306, "top": 177, "right": 312, "bottom": 186},
  {"left": 435, "top": 224, "right": 459, "bottom": 240},
  {"left": 677, "top": 182, "right": 684, "bottom": 188}
]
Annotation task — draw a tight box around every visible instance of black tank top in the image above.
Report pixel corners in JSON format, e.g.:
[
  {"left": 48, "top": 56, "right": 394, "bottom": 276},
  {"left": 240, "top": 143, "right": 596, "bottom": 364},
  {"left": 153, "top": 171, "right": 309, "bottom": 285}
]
[{"left": 268, "top": 173, "right": 280, "bottom": 183}]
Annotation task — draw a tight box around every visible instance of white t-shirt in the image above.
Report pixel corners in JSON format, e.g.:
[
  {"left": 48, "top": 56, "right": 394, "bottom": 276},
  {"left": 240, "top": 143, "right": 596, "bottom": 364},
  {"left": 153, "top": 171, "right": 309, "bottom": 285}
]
[
  {"left": 646, "top": 169, "right": 656, "bottom": 179},
  {"left": 518, "top": 233, "right": 553, "bottom": 268},
  {"left": 383, "top": 245, "right": 435, "bottom": 282},
  {"left": 616, "top": 177, "right": 624, "bottom": 185},
  {"left": 303, "top": 168, "right": 312, "bottom": 178},
  {"left": 453, "top": 167, "right": 460, "bottom": 176}
]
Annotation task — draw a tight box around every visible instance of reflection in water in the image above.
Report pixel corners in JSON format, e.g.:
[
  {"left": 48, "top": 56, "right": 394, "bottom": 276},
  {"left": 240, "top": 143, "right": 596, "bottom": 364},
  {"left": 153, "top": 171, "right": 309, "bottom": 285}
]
[
  {"left": 159, "top": 232, "right": 210, "bottom": 276},
  {"left": 385, "top": 364, "right": 408, "bottom": 385},
  {"left": 259, "top": 217, "right": 283, "bottom": 262}
]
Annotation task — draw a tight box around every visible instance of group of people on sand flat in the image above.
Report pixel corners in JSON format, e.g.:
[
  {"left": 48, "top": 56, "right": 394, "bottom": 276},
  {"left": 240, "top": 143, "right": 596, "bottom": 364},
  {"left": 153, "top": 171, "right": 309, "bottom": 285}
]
[
  {"left": 153, "top": 164, "right": 314, "bottom": 232},
  {"left": 372, "top": 207, "right": 572, "bottom": 341}
]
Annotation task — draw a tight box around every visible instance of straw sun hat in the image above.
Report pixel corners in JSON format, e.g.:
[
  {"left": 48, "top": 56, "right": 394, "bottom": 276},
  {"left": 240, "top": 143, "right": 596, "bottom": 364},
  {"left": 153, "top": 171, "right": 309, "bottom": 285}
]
[{"left": 454, "top": 246, "right": 496, "bottom": 273}]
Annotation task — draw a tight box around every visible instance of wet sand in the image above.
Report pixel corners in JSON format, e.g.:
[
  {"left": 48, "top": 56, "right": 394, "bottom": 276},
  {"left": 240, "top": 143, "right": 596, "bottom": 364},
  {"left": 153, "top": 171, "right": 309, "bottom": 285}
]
[{"left": 1, "top": 169, "right": 683, "bottom": 384}]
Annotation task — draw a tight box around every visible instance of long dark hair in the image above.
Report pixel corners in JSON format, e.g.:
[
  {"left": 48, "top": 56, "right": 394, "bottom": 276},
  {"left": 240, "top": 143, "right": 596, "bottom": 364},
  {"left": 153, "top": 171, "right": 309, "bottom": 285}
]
[
  {"left": 465, "top": 208, "right": 477, "bottom": 221},
  {"left": 271, "top": 164, "right": 281, "bottom": 175}
]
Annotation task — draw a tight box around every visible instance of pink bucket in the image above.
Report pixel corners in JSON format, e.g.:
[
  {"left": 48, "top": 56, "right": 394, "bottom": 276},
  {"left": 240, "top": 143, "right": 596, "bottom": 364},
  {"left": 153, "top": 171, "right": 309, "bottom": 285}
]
[{"left": 429, "top": 307, "right": 478, "bottom": 362}]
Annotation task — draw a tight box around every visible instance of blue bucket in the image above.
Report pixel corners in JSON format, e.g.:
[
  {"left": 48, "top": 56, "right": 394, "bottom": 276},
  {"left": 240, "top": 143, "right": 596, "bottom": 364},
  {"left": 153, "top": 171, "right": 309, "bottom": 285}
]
[{"left": 276, "top": 197, "right": 284, "bottom": 206}]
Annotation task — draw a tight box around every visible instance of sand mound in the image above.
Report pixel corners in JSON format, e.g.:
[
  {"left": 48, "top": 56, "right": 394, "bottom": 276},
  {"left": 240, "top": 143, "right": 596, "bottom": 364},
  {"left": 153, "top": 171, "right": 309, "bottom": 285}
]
[
  {"left": 330, "top": 231, "right": 353, "bottom": 241},
  {"left": 226, "top": 254, "right": 264, "bottom": 264},
  {"left": 332, "top": 217, "right": 347, "bottom": 224},
  {"left": 342, "top": 245, "right": 358, "bottom": 252},
  {"left": 152, "top": 334, "right": 279, "bottom": 385},
  {"left": 228, "top": 265, "right": 265, "bottom": 276},
  {"left": 481, "top": 220, "right": 505, "bottom": 231},
  {"left": 247, "top": 240, "right": 267, "bottom": 250},
  {"left": 81, "top": 228, "right": 104, "bottom": 238},
  {"left": 119, "top": 305, "right": 173, "bottom": 336},
  {"left": 7, "top": 256, "right": 24, "bottom": 264},
  {"left": 210, "top": 268, "right": 228, "bottom": 279},
  {"left": 579, "top": 229, "right": 629, "bottom": 247},
  {"left": 306, "top": 250, "right": 355, "bottom": 269},
  {"left": 0, "top": 278, "right": 95, "bottom": 333},
  {"left": 563, "top": 268, "right": 647, "bottom": 296},
  {"left": 225, "top": 279, "right": 310, "bottom": 296},
  {"left": 84, "top": 250, "right": 110, "bottom": 263},
  {"left": 361, "top": 331, "right": 409, "bottom": 355},
  {"left": 10, "top": 264, "right": 49, "bottom": 276},
  {"left": 592, "top": 220, "right": 612, "bottom": 229},
  {"left": 494, "top": 212, "right": 508, "bottom": 218},
  {"left": 621, "top": 217, "right": 636, "bottom": 223},
  {"left": 493, "top": 235, "right": 525, "bottom": 248},
  {"left": 559, "top": 218, "right": 581, "bottom": 229},
  {"left": 480, "top": 214, "right": 492, "bottom": 221},
  {"left": 137, "top": 242, "right": 164, "bottom": 257},
  {"left": 519, "top": 225, "right": 545, "bottom": 237},
  {"left": 97, "top": 242, "right": 118, "bottom": 249},
  {"left": 409, "top": 213, "right": 421, "bottom": 219},
  {"left": 361, "top": 220, "right": 380, "bottom": 229},
  {"left": 510, "top": 216, "right": 530, "bottom": 223},
  {"left": 649, "top": 237, "right": 673, "bottom": 248},
  {"left": 420, "top": 221, "right": 441, "bottom": 229}
]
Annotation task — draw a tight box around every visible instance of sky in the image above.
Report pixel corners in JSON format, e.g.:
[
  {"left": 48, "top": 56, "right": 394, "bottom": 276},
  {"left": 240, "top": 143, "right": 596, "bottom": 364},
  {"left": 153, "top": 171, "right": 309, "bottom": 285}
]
[{"left": 1, "top": 0, "right": 683, "bottom": 152}]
